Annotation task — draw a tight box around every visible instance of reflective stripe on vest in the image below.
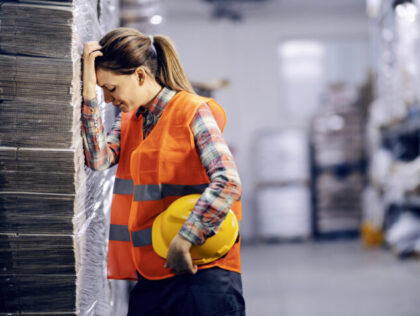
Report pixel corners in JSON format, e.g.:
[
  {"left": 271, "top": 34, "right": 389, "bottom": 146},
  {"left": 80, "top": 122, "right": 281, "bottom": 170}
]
[
  {"left": 131, "top": 227, "right": 153, "bottom": 247},
  {"left": 110, "top": 221, "right": 241, "bottom": 247},
  {"left": 133, "top": 183, "right": 209, "bottom": 201},
  {"left": 109, "top": 225, "right": 152, "bottom": 246},
  {"left": 113, "top": 178, "right": 134, "bottom": 195},
  {"left": 109, "top": 224, "right": 153, "bottom": 247},
  {"left": 109, "top": 224, "right": 131, "bottom": 242}
]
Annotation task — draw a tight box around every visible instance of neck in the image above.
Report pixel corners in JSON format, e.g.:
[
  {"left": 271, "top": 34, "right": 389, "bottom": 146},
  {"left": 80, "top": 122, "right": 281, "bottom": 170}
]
[{"left": 144, "top": 82, "right": 163, "bottom": 109}]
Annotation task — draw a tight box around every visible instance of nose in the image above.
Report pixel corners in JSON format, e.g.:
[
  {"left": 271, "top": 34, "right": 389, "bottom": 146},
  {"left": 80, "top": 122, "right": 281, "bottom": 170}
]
[{"left": 103, "top": 90, "right": 114, "bottom": 104}]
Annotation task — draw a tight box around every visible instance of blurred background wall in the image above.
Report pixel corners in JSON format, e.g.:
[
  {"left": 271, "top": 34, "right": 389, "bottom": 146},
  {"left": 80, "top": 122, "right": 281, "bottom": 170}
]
[{"left": 163, "top": 0, "right": 369, "bottom": 240}]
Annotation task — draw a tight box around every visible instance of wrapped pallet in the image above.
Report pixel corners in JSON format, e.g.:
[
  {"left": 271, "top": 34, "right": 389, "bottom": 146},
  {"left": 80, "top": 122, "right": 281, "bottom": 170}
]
[
  {"left": 256, "top": 186, "right": 311, "bottom": 240},
  {"left": 254, "top": 129, "right": 311, "bottom": 240},
  {"left": 254, "top": 129, "right": 310, "bottom": 185},
  {"left": 0, "top": 0, "right": 119, "bottom": 314}
]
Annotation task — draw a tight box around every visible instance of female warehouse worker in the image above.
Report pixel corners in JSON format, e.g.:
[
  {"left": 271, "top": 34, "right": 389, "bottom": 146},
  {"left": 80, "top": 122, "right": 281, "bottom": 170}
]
[{"left": 81, "top": 27, "right": 245, "bottom": 315}]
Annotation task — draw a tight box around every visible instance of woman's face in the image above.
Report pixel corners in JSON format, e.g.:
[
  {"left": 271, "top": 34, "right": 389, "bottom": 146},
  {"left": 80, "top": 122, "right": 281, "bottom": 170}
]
[{"left": 96, "top": 68, "right": 145, "bottom": 112}]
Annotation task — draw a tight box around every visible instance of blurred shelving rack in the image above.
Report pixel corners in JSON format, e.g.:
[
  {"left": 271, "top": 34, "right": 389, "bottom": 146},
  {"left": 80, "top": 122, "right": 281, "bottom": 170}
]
[
  {"left": 365, "top": 0, "right": 420, "bottom": 256},
  {"left": 309, "top": 84, "right": 368, "bottom": 240}
]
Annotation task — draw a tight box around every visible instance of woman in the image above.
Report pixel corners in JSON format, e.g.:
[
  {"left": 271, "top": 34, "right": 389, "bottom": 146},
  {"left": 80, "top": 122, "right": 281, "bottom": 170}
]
[{"left": 81, "top": 27, "right": 245, "bottom": 315}]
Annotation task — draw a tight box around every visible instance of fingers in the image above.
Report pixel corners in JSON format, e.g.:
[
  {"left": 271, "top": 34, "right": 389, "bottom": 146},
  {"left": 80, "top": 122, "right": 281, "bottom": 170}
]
[
  {"left": 174, "top": 256, "right": 197, "bottom": 275},
  {"left": 83, "top": 42, "right": 103, "bottom": 60},
  {"left": 90, "top": 50, "right": 103, "bottom": 58},
  {"left": 163, "top": 234, "right": 197, "bottom": 275},
  {"left": 164, "top": 250, "right": 197, "bottom": 275},
  {"left": 84, "top": 41, "right": 102, "bottom": 52},
  {"left": 183, "top": 256, "right": 198, "bottom": 274},
  {"left": 166, "top": 261, "right": 197, "bottom": 275},
  {"left": 82, "top": 42, "right": 103, "bottom": 99},
  {"left": 190, "top": 264, "right": 198, "bottom": 274}
]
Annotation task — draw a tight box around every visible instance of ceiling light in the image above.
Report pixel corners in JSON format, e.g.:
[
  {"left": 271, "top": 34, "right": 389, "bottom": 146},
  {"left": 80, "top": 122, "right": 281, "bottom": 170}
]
[
  {"left": 396, "top": 2, "right": 417, "bottom": 22},
  {"left": 150, "top": 14, "right": 163, "bottom": 25}
]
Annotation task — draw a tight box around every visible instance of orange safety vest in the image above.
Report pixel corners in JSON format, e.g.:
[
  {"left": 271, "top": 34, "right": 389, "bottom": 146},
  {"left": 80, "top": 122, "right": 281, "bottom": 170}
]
[{"left": 107, "top": 91, "right": 242, "bottom": 281}]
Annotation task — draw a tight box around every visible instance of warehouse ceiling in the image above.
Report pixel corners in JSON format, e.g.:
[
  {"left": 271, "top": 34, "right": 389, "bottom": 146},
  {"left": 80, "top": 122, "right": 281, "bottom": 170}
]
[{"left": 164, "top": 0, "right": 367, "bottom": 22}]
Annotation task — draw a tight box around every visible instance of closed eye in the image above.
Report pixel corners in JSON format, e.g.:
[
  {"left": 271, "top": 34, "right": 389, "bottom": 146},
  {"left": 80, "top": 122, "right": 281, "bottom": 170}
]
[{"left": 109, "top": 87, "right": 116, "bottom": 92}]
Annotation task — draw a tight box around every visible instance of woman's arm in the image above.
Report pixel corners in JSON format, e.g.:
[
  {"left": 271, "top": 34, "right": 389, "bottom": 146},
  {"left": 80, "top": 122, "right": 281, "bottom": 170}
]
[
  {"left": 81, "top": 98, "right": 121, "bottom": 170},
  {"left": 179, "top": 103, "right": 242, "bottom": 245},
  {"left": 81, "top": 42, "right": 120, "bottom": 170},
  {"left": 163, "top": 102, "right": 242, "bottom": 274}
]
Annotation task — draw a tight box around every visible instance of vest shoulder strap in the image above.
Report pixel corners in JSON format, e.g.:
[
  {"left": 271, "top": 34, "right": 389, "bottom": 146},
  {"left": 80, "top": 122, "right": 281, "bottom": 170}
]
[{"left": 170, "top": 91, "right": 227, "bottom": 132}]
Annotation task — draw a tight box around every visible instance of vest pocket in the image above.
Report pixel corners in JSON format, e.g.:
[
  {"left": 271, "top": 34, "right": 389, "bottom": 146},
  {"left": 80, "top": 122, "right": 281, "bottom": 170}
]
[
  {"left": 131, "top": 149, "right": 159, "bottom": 174},
  {"left": 161, "top": 125, "right": 193, "bottom": 153}
]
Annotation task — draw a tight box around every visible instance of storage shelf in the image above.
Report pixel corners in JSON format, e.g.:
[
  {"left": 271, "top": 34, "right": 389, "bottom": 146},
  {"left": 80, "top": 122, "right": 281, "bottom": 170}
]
[
  {"left": 381, "top": 111, "right": 420, "bottom": 162},
  {"left": 313, "top": 161, "right": 366, "bottom": 177}
]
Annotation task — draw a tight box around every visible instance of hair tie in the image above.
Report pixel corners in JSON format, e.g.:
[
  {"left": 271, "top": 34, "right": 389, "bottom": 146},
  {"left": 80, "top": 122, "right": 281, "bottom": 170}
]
[{"left": 148, "top": 35, "right": 157, "bottom": 55}]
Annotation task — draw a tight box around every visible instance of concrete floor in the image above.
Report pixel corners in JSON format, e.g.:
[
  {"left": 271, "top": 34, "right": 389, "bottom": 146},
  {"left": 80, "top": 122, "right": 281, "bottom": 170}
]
[{"left": 241, "top": 240, "right": 420, "bottom": 316}]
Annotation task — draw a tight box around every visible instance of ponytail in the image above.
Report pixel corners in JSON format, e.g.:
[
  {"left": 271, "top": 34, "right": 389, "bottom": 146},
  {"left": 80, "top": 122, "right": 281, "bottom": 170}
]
[
  {"left": 153, "top": 35, "right": 195, "bottom": 94},
  {"left": 96, "top": 28, "right": 195, "bottom": 94}
]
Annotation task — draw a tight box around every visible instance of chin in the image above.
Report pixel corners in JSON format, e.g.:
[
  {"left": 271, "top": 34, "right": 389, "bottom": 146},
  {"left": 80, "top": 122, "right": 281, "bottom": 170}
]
[{"left": 118, "top": 104, "right": 130, "bottom": 112}]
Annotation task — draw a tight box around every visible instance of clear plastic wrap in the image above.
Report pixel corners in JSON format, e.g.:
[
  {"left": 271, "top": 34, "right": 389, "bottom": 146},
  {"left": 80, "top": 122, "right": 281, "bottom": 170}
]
[
  {"left": 367, "top": 0, "right": 420, "bottom": 200},
  {"left": 72, "top": 0, "right": 120, "bottom": 314},
  {"left": 386, "top": 212, "right": 420, "bottom": 256},
  {"left": 365, "top": 0, "right": 420, "bottom": 252}
]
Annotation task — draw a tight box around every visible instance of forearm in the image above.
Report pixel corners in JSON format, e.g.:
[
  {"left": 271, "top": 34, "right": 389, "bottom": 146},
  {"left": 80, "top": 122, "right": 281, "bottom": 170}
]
[
  {"left": 179, "top": 167, "right": 241, "bottom": 245},
  {"left": 81, "top": 98, "right": 120, "bottom": 170},
  {"left": 179, "top": 104, "right": 242, "bottom": 245}
]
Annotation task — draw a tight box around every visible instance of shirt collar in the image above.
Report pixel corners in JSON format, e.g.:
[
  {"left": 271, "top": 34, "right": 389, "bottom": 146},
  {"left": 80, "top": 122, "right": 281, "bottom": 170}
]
[{"left": 136, "top": 87, "right": 176, "bottom": 118}]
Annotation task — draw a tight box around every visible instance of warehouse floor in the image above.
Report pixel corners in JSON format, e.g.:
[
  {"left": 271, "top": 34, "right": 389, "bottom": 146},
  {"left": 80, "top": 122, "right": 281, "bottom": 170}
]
[{"left": 241, "top": 240, "right": 420, "bottom": 316}]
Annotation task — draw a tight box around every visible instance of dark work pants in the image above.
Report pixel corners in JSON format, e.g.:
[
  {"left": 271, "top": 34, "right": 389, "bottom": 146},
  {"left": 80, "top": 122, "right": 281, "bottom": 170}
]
[{"left": 127, "top": 267, "right": 246, "bottom": 316}]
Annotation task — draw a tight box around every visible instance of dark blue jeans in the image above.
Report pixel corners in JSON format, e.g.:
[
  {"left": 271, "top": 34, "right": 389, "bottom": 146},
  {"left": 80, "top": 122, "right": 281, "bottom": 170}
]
[{"left": 128, "top": 267, "right": 246, "bottom": 316}]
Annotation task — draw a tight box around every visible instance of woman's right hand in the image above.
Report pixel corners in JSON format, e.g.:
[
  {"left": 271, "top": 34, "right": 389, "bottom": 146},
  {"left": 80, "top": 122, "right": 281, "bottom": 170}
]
[{"left": 82, "top": 41, "right": 103, "bottom": 100}]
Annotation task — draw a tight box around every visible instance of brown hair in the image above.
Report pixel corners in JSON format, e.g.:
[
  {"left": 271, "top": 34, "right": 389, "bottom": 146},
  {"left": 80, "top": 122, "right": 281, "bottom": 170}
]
[{"left": 95, "top": 27, "right": 195, "bottom": 93}]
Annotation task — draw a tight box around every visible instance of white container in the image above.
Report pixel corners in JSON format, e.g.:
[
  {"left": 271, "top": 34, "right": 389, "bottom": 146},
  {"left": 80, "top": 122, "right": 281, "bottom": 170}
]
[
  {"left": 257, "top": 186, "right": 311, "bottom": 239},
  {"left": 254, "top": 129, "right": 309, "bottom": 184}
]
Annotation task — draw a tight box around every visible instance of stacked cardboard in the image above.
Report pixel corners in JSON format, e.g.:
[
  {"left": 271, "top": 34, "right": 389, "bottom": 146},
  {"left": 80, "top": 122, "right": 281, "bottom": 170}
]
[
  {"left": 0, "top": 2, "right": 73, "bottom": 58},
  {"left": 0, "top": 2, "right": 76, "bottom": 313},
  {"left": 0, "top": 0, "right": 119, "bottom": 314}
]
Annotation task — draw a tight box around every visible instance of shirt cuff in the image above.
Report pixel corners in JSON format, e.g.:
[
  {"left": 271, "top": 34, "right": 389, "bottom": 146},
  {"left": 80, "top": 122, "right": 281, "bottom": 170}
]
[{"left": 179, "top": 214, "right": 213, "bottom": 245}]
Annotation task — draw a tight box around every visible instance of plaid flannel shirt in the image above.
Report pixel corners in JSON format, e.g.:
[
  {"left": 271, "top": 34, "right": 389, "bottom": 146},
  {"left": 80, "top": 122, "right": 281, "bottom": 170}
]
[{"left": 81, "top": 87, "right": 241, "bottom": 245}]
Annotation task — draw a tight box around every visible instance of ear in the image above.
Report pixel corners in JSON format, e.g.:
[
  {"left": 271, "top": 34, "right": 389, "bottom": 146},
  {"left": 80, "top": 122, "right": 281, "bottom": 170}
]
[{"left": 136, "top": 67, "right": 146, "bottom": 86}]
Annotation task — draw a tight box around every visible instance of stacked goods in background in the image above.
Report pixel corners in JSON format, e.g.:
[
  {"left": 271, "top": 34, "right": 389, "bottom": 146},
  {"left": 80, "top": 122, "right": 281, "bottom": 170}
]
[
  {"left": 0, "top": 0, "right": 119, "bottom": 314},
  {"left": 120, "top": 0, "right": 163, "bottom": 30},
  {"left": 310, "top": 83, "right": 366, "bottom": 237},
  {"left": 364, "top": 0, "right": 420, "bottom": 256},
  {"left": 254, "top": 129, "right": 311, "bottom": 241}
]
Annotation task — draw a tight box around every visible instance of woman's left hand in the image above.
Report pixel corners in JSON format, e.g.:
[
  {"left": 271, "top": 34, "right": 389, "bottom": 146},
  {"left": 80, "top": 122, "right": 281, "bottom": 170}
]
[{"left": 164, "top": 234, "right": 198, "bottom": 275}]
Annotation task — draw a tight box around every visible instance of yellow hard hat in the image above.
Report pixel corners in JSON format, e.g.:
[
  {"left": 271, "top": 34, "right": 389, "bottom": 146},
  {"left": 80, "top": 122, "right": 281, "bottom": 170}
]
[{"left": 152, "top": 194, "right": 239, "bottom": 265}]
